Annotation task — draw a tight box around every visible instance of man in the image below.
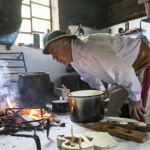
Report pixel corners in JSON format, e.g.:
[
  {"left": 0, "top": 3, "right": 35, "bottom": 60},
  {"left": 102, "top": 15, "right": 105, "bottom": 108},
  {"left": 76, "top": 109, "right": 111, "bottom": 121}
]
[{"left": 43, "top": 30, "right": 150, "bottom": 123}]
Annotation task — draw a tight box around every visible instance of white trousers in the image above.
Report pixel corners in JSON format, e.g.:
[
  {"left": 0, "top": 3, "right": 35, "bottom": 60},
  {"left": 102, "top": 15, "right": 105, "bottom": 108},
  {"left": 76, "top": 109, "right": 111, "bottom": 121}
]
[
  {"left": 104, "top": 67, "right": 150, "bottom": 124},
  {"left": 105, "top": 84, "right": 129, "bottom": 117}
]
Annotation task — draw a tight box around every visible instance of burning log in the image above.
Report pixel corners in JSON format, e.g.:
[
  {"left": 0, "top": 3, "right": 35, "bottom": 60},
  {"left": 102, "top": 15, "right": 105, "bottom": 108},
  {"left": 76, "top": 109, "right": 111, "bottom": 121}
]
[
  {"left": 0, "top": 126, "right": 5, "bottom": 131},
  {"left": 0, "top": 96, "right": 52, "bottom": 150},
  {"left": 5, "top": 97, "right": 51, "bottom": 127},
  {"left": 21, "top": 109, "right": 45, "bottom": 116},
  {"left": 0, "top": 116, "right": 7, "bottom": 119},
  {"left": 0, "top": 119, "right": 5, "bottom": 131},
  {"left": 21, "top": 109, "right": 51, "bottom": 119},
  {"left": 18, "top": 112, "right": 40, "bottom": 127}
]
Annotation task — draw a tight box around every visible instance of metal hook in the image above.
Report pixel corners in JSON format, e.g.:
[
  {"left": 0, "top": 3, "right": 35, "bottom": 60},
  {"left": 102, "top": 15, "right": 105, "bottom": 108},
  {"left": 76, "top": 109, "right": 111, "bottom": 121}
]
[{"left": 73, "top": 24, "right": 82, "bottom": 35}]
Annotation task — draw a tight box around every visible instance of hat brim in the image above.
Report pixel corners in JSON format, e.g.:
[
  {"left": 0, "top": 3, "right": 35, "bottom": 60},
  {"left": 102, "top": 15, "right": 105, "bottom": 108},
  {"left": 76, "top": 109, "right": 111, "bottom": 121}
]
[{"left": 43, "top": 35, "right": 77, "bottom": 55}]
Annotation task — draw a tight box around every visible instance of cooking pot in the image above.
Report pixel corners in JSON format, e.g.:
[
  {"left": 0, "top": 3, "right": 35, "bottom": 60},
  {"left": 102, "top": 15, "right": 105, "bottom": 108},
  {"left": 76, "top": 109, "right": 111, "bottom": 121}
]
[
  {"left": 52, "top": 100, "right": 69, "bottom": 113},
  {"left": 65, "top": 90, "right": 109, "bottom": 123},
  {"left": 18, "top": 72, "right": 52, "bottom": 108}
]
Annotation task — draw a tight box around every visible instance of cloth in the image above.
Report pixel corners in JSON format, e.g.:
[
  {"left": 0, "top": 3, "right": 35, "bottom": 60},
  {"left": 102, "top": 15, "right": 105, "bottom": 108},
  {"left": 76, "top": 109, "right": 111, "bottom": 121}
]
[
  {"left": 71, "top": 33, "right": 141, "bottom": 101},
  {"left": 132, "top": 37, "right": 150, "bottom": 71},
  {"left": 137, "top": 67, "right": 150, "bottom": 123},
  {"left": 105, "top": 66, "right": 150, "bottom": 124}
]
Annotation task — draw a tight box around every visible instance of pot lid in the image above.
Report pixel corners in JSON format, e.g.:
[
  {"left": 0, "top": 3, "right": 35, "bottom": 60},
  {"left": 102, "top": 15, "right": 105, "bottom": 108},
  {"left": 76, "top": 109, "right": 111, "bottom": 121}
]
[
  {"left": 19, "top": 71, "right": 49, "bottom": 76},
  {"left": 68, "top": 90, "right": 103, "bottom": 97},
  {"left": 52, "top": 100, "right": 68, "bottom": 103}
]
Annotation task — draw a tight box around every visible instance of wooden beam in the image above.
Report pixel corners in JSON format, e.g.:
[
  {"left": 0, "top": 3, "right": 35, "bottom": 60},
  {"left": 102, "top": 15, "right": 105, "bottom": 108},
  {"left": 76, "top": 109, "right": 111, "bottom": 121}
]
[
  {"left": 138, "top": 0, "right": 150, "bottom": 22},
  {"left": 145, "top": 2, "right": 150, "bottom": 18},
  {"left": 97, "top": 3, "right": 145, "bottom": 22},
  {"left": 96, "top": 5, "right": 145, "bottom": 29},
  {"left": 97, "top": 1, "right": 142, "bottom": 16},
  {"left": 141, "top": 2, "right": 150, "bottom": 22},
  {"left": 138, "top": 0, "right": 150, "bottom": 4}
]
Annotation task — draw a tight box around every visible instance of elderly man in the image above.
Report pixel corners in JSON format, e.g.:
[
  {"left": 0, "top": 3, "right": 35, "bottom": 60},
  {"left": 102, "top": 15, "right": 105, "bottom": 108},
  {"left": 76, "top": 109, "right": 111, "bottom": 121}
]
[{"left": 43, "top": 30, "right": 150, "bottom": 123}]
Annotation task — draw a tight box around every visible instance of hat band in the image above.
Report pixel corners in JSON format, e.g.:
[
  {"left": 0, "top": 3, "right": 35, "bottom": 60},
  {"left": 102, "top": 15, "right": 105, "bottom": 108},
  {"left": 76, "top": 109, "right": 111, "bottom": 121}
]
[{"left": 45, "top": 34, "right": 72, "bottom": 48}]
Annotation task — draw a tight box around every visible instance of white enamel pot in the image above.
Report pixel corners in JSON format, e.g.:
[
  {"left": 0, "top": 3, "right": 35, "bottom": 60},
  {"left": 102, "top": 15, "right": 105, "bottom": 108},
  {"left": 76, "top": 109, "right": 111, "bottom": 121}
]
[{"left": 65, "top": 90, "right": 109, "bottom": 123}]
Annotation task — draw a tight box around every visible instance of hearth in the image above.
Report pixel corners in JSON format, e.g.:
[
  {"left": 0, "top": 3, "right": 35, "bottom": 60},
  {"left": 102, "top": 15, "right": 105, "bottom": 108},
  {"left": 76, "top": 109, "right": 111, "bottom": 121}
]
[
  {"left": 0, "top": 98, "right": 53, "bottom": 150},
  {"left": 0, "top": 107, "right": 52, "bottom": 150}
]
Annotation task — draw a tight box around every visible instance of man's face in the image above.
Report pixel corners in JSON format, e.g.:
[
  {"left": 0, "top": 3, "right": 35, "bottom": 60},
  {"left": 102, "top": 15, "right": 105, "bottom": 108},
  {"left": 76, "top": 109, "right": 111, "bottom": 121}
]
[{"left": 48, "top": 40, "right": 73, "bottom": 65}]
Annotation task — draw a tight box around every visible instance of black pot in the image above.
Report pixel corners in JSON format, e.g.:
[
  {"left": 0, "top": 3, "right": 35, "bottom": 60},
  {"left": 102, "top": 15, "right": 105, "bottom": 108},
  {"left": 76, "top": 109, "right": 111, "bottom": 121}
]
[
  {"left": 18, "top": 72, "right": 52, "bottom": 108},
  {"left": 52, "top": 100, "right": 69, "bottom": 113}
]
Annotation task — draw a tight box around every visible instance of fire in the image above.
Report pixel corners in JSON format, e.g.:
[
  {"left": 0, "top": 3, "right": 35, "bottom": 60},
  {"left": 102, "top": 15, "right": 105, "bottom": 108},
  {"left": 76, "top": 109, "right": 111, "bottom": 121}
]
[
  {"left": 6, "top": 97, "right": 17, "bottom": 108},
  {"left": 6, "top": 97, "right": 17, "bottom": 115},
  {"left": 29, "top": 110, "right": 34, "bottom": 116},
  {"left": 22, "top": 109, "right": 51, "bottom": 119},
  {"left": 6, "top": 97, "right": 51, "bottom": 120},
  {"left": 39, "top": 112, "right": 51, "bottom": 118},
  {"left": 7, "top": 97, "right": 13, "bottom": 108},
  {"left": 16, "top": 118, "right": 22, "bottom": 124}
]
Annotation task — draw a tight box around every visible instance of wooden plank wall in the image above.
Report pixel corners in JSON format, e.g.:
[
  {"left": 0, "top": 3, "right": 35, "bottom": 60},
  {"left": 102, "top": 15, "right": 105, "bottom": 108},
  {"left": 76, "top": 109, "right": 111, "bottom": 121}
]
[
  {"left": 58, "top": 0, "right": 97, "bottom": 31},
  {"left": 96, "top": 0, "right": 146, "bottom": 29},
  {"left": 58, "top": 0, "right": 146, "bottom": 30}
]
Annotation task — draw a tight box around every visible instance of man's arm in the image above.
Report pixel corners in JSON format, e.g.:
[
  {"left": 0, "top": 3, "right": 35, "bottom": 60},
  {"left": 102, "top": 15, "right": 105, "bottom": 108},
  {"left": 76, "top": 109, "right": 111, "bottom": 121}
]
[
  {"left": 88, "top": 44, "right": 145, "bottom": 120},
  {"left": 71, "top": 64, "right": 106, "bottom": 92},
  {"left": 80, "top": 75, "right": 106, "bottom": 91}
]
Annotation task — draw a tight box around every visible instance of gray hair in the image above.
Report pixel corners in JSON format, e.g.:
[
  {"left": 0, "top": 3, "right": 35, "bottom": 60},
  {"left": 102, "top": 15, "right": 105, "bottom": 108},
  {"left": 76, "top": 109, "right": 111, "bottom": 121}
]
[{"left": 56, "top": 38, "right": 72, "bottom": 48}]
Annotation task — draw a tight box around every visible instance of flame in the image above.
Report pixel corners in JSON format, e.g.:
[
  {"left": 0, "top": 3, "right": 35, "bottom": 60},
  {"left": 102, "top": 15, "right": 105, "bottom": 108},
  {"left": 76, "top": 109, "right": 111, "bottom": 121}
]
[
  {"left": 7, "top": 97, "right": 13, "bottom": 108},
  {"left": 39, "top": 112, "right": 51, "bottom": 118},
  {"left": 29, "top": 110, "right": 34, "bottom": 116},
  {"left": 6, "top": 97, "right": 17, "bottom": 115},
  {"left": 21, "top": 109, "right": 51, "bottom": 119},
  {"left": 42, "top": 112, "right": 51, "bottom": 118},
  {"left": 6, "top": 97, "right": 17, "bottom": 108},
  {"left": 6, "top": 97, "right": 51, "bottom": 120}
]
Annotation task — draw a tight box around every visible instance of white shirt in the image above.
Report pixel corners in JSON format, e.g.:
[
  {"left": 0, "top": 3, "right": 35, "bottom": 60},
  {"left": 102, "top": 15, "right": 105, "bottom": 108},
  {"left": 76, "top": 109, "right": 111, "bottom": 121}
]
[{"left": 71, "top": 33, "right": 141, "bottom": 101}]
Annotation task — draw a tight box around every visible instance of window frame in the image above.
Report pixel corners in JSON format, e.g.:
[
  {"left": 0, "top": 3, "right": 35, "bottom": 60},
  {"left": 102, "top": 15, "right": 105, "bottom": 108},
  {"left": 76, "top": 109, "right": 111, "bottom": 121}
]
[{"left": 21, "top": 0, "right": 52, "bottom": 34}]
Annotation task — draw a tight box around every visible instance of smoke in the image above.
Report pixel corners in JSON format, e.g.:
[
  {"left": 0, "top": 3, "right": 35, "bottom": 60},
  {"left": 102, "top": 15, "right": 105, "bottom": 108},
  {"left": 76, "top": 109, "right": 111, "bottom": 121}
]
[
  {"left": 0, "top": 60, "right": 21, "bottom": 113},
  {"left": 0, "top": 60, "right": 9, "bottom": 112}
]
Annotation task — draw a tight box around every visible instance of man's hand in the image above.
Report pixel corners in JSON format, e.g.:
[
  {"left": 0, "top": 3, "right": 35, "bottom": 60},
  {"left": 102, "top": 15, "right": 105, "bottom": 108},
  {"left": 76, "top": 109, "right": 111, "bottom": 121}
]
[
  {"left": 103, "top": 90, "right": 109, "bottom": 108},
  {"left": 128, "top": 99, "right": 146, "bottom": 121},
  {"left": 103, "top": 90, "right": 108, "bottom": 99}
]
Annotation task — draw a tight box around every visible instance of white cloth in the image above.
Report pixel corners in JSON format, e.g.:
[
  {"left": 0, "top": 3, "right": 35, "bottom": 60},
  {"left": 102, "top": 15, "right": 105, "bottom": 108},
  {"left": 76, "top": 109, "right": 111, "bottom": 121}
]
[{"left": 71, "top": 33, "right": 141, "bottom": 101}]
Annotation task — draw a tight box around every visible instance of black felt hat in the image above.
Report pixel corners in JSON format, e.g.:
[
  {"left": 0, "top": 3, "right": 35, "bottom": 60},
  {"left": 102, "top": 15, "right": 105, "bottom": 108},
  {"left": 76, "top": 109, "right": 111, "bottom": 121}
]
[{"left": 43, "top": 30, "right": 77, "bottom": 55}]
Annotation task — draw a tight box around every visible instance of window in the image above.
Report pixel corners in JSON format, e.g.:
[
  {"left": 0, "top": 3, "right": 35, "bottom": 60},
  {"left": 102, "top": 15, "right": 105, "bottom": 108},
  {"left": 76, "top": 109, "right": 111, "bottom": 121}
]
[{"left": 15, "top": 0, "right": 51, "bottom": 48}]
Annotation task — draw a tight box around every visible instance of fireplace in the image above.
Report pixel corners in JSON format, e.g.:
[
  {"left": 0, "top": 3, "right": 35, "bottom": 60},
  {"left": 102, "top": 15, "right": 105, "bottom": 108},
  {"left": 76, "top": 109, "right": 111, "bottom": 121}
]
[{"left": 0, "top": 97, "right": 52, "bottom": 150}]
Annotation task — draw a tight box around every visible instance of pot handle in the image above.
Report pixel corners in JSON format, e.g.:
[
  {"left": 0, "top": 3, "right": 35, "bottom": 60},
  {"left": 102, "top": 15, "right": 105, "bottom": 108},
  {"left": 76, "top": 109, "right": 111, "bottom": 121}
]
[
  {"left": 100, "top": 98, "right": 110, "bottom": 116},
  {"left": 64, "top": 96, "right": 69, "bottom": 102},
  {"left": 101, "top": 98, "right": 110, "bottom": 102}
]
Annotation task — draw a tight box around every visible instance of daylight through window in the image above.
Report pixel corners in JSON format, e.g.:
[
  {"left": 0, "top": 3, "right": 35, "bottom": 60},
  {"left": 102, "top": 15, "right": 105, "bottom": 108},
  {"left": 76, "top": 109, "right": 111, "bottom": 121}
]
[{"left": 15, "top": 0, "right": 51, "bottom": 48}]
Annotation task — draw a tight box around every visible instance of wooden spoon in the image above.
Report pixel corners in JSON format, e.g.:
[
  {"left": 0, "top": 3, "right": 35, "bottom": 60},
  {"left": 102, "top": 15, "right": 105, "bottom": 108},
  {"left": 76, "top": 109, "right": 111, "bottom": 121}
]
[{"left": 62, "top": 84, "right": 73, "bottom": 96}]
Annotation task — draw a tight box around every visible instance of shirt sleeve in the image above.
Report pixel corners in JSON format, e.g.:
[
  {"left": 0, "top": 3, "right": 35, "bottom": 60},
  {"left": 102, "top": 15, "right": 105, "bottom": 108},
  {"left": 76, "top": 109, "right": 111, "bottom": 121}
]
[
  {"left": 87, "top": 44, "right": 141, "bottom": 101},
  {"left": 71, "top": 64, "right": 106, "bottom": 91}
]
